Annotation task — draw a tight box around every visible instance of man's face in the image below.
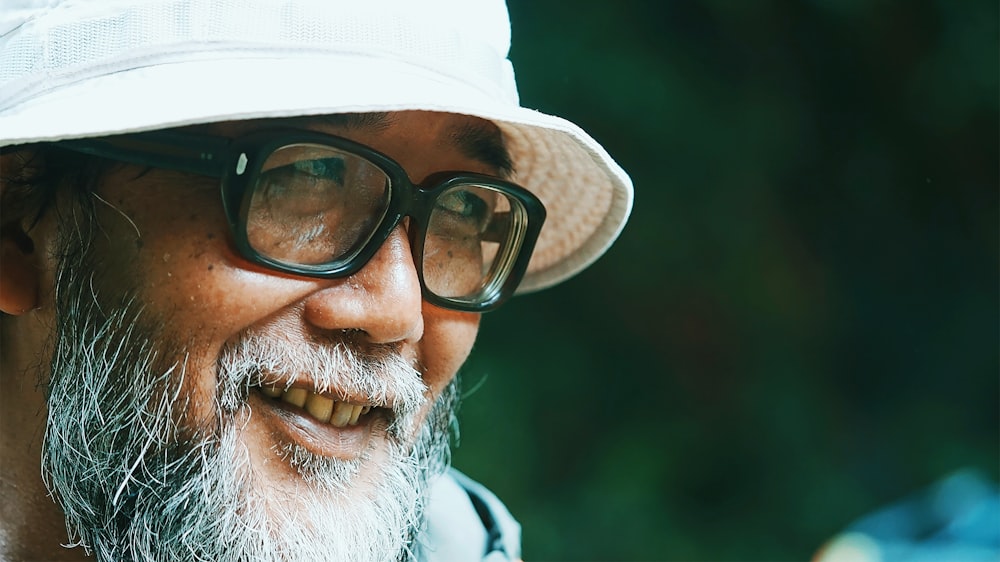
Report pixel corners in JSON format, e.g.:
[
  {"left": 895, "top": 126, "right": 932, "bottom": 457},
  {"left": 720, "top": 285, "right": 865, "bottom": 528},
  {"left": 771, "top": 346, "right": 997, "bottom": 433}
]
[{"left": 25, "top": 111, "right": 498, "bottom": 560}]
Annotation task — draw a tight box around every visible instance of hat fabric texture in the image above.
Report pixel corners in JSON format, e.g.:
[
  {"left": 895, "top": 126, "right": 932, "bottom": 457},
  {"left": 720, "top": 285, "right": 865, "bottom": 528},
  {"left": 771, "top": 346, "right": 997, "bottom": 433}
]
[{"left": 0, "top": 0, "right": 633, "bottom": 293}]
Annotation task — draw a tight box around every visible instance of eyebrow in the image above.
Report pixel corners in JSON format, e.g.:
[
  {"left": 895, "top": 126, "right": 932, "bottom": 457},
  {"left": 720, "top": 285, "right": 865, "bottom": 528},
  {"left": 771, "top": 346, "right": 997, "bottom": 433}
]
[
  {"left": 448, "top": 120, "right": 515, "bottom": 178},
  {"left": 286, "top": 112, "right": 515, "bottom": 176},
  {"left": 313, "top": 112, "right": 394, "bottom": 132}
]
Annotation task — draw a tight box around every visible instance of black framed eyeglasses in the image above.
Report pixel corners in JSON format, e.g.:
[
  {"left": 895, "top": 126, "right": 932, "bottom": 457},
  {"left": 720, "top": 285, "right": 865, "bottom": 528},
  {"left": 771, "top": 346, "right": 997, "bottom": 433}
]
[{"left": 57, "top": 128, "right": 546, "bottom": 312}]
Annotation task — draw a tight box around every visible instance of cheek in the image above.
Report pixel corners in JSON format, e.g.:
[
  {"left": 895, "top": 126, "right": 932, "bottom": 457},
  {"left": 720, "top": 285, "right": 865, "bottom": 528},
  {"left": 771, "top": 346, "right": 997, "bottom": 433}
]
[
  {"left": 92, "top": 175, "right": 303, "bottom": 340},
  {"left": 418, "top": 307, "right": 480, "bottom": 396},
  {"left": 88, "top": 176, "right": 335, "bottom": 416},
  {"left": 95, "top": 190, "right": 226, "bottom": 329}
]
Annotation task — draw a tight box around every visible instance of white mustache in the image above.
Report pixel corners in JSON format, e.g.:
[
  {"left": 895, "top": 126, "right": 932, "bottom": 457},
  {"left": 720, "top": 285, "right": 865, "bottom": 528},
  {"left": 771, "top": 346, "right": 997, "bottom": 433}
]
[{"left": 216, "top": 333, "right": 428, "bottom": 422}]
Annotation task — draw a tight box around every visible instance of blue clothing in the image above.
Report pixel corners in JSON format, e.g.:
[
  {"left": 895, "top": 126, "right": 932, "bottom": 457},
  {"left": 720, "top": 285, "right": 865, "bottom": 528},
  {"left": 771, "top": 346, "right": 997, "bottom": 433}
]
[
  {"left": 816, "top": 468, "right": 1000, "bottom": 562},
  {"left": 421, "top": 469, "right": 522, "bottom": 562}
]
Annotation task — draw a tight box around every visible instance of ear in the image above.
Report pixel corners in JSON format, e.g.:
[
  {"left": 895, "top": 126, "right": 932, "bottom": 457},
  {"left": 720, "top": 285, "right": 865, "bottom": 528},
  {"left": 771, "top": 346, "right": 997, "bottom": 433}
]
[{"left": 0, "top": 150, "right": 41, "bottom": 315}]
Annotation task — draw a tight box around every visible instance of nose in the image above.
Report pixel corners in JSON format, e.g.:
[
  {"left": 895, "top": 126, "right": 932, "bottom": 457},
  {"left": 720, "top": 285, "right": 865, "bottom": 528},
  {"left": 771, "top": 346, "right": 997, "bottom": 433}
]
[{"left": 302, "top": 225, "right": 424, "bottom": 345}]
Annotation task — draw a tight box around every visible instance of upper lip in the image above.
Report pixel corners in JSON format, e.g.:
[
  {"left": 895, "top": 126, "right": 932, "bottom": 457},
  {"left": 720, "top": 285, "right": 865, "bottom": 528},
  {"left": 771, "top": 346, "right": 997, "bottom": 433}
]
[{"left": 251, "top": 374, "right": 397, "bottom": 410}]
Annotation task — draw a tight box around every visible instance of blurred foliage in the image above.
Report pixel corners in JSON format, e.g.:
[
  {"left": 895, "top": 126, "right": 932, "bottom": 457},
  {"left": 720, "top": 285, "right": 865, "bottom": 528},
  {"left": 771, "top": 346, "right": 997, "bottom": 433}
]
[{"left": 450, "top": 1, "right": 999, "bottom": 561}]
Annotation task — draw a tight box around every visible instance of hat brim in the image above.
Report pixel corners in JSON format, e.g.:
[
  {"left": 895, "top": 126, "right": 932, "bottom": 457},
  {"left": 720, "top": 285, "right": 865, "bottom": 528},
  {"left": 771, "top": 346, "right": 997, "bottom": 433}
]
[{"left": 0, "top": 54, "right": 633, "bottom": 294}]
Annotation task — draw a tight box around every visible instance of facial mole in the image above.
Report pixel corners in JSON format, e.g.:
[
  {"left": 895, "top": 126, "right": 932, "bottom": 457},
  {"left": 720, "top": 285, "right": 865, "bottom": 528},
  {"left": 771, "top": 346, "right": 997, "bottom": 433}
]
[{"left": 207, "top": 232, "right": 215, "bottom": 239}]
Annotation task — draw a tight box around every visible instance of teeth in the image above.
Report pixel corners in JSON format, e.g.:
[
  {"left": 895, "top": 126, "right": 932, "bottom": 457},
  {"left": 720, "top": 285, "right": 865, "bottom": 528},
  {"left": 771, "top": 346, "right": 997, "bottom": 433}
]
[
  {"left": 282, "top": 388, "right": 308, "bottom": 408},
  {"left": 305, "top": 393, "right": 334, "bottom": 423},
  {"left": 330, "top": 401, "right": 354, "bottom": 428},
  {"left": 348, "top": 404, "right": 363, "bottom": 425},
  {"left": 263, "top": 386, "right": 371, "bottom": 427}
]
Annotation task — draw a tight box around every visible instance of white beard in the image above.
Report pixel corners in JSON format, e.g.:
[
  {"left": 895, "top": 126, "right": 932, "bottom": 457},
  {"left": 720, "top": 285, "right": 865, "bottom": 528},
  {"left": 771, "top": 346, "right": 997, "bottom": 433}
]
[{"left": 40, "top": 238, "right": 457, "bottom": 562}]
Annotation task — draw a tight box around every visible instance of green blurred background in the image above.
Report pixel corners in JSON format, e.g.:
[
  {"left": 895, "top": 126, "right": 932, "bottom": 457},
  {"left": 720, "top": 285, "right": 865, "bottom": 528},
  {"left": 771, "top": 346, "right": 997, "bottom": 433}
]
[{"left": 450, "top": 1, "right": 999, "bottom": 560}]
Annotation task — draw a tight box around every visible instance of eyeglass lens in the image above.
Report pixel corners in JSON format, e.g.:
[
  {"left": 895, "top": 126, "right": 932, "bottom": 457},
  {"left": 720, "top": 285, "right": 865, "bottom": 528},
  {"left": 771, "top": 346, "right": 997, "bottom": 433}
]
[
  {"left": 423, "top": 183, "right": 513, "bottom": 299},
  {"left": 247, "top": 144, "right": 391, "bottom": 266},
  {"left": 243, "top": 143, "right": 522, "bottom": 303}
]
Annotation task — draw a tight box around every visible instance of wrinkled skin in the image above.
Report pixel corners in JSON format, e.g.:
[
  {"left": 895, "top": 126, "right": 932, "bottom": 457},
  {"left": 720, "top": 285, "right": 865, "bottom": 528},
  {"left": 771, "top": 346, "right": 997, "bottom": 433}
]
[{"left": 0, "top": 111, "right": 502, "bottom": 561}]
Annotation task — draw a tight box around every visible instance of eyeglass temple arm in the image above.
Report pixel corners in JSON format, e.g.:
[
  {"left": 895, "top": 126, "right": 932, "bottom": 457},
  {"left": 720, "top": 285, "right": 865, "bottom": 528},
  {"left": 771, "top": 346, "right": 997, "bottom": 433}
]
[
  {"left": 56, "top": 130, "right": 232, "bottom": 178},
  {"left": 482, "top": 211, "right": 512, "bottom": 243}
]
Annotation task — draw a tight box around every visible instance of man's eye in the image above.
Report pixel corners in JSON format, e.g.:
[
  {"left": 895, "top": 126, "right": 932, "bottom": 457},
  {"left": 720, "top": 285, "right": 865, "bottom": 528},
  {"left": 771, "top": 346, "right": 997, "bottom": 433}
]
[
  {"left": 293, "top": 157, "right": 346, "bottom": 184},
  {"left": 255, "top": 157, "right": 351, "bottom": 218},
  {"left": 436, "top": 189, "right": 490, "bottom": 224},
  {"left": 259, "top": 157, "right": 346, "bottom": 197}
]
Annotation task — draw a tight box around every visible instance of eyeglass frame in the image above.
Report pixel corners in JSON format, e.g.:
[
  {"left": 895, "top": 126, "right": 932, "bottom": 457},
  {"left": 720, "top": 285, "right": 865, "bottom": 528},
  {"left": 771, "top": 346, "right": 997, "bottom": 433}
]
[{"left": 54, "top": 128, "right": 547, "bottom": 312}]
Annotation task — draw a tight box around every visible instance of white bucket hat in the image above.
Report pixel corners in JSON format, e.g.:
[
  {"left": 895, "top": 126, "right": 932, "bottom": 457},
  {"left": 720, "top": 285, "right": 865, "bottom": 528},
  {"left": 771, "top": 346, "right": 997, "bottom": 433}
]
[{"left": 0, "top": 0, "right": 633, "bottom": 294}]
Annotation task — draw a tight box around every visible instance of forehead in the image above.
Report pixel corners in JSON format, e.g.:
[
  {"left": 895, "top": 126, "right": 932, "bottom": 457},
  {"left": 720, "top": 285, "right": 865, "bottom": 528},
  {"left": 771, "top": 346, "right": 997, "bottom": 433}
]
[{"left": 198, "top": 111, "right": 513, "bottom": 179}]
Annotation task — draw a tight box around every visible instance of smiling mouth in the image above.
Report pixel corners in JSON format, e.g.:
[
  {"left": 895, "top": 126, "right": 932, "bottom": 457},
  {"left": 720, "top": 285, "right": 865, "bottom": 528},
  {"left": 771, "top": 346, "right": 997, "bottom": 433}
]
[{"left": 255, "top": 384, "right": 375, "bottom": 427}]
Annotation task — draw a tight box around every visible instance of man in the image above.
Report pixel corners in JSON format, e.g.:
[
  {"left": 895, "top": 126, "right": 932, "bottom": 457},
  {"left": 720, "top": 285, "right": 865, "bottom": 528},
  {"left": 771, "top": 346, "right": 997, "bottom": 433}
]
[{"left": 0, "top": 0, "right": 632, "bottom": 560}]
